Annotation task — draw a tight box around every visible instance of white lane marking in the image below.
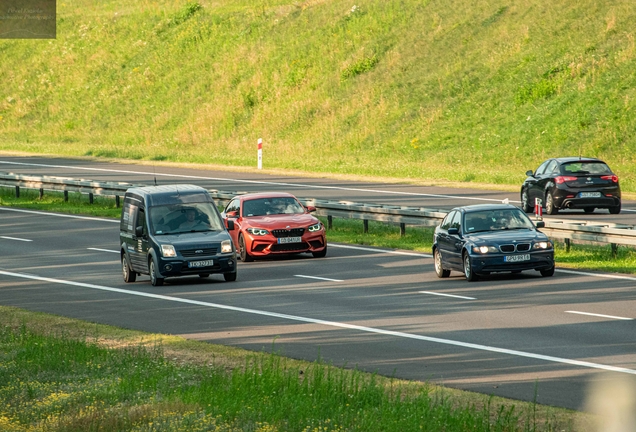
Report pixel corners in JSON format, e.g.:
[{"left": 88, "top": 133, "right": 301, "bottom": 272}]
[
  {"left": 0, "top": 207, "right": 119, "bottom": 223},
  {"left": 330, "top": 243, "right": 433, "bottom": 258},
  {"left": 294, "top": 275, "right": 344, "bottom": 282},
  {"left": 558, "top": 268, "right": 636, "bottom": 282},
  {"left": 0, "top": 160, "right": 513, "bottom": 203},
  {"left": 419, "top": 291, "right": 476, "bottom": 300},
  {"left": 566, "top": 311, "right": 633, "bottom": 321},
  {"left": 0, "top": 236, "right": 32, "bottom": 242},
  {"left": 88, "top": 248, "right": 119, "bottom": 254},
  {"left": 1, "top": 269, "right": 635, "bottom": 376}
]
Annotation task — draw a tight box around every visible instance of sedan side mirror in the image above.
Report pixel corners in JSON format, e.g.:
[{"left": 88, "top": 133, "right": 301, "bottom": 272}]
[
  {"left": 535, "top": 221, "right": 545, "bottom": 228},
  {"left": 306, "top": 205, "right": 317, "bottom": 213},
  {"left": 526, "top": 170, "right": 534, "bottom": 177},
  {"left": 448, "top": 227, "right": 459, "bottom": 235}
]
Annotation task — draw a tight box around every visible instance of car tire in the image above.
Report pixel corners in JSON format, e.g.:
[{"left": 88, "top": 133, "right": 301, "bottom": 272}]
[
  {"left": 199, "top": 273, "right": 210, "bottom": 278},
  {"left": 149, "top": 258, "right": 164, "bottom": 286},
  {"left": 521, "top": 189, "right": 532, "bottom": 213},
  {"left": 224, "top": 271, "right": 237, "bottom": 282},
  {"left": 238, "top": 234, "right": 254, "bottom": 262},
  {"left": 463, "top": 252, "right": 478, "bottom": 282},
  {"left": 122, "top": 254, "right": 136, "bottom": 283},
  {"left": 312, "top": 244, "right": 327, "bottom": 258},
  {"left": 540, "top": 266, "right": 555, "bottom": 277},
  {"left": 545, "top": 192, "right": 558, "bottom": 215},
  {"left": 434, "top": 248, "right": 451, "bottom": 278},
  {"left": 609, "top": 203, "right": 621, "bottom": 215},
  {"left": 584, "top": 207, "right": 595, "bottom": 214}
]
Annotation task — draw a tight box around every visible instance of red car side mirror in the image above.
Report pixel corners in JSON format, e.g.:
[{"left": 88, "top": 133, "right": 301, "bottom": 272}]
[{"left": 306, "top": 205, "right": 316, "bottom": 213}]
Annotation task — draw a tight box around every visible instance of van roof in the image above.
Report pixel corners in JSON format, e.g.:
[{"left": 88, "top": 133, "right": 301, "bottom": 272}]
[{"left": 125, "top": 184, "right": 213, "bottom": 206}]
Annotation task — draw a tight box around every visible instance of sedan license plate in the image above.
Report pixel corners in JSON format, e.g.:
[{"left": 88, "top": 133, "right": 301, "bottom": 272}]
[
  {"left": 504, "top": 254, "right": 530, "bottom": 263},
  {"left": 278, "top": 237, "right": 302, "bottom": 244},
  {"left": 579, "top": 192, "right": 601, "bottom": 198},
  {"left": 188, "top": 259, "right": 214, "bottom": 268}
]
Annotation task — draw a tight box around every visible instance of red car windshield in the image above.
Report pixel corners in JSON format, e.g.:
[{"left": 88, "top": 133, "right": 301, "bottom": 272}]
[{"left": 243, "top": 198, "right": 305, "bottom": 217}]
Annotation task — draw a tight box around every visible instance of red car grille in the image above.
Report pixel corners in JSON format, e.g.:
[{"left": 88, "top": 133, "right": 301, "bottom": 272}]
[{"left": 271, "top": 228, "right": 305, "bottom": 238}]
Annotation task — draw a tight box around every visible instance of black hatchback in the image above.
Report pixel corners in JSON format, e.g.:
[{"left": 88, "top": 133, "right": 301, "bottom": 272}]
[{"left": 520, "top": 157, "right": 621, "bottom": 215}]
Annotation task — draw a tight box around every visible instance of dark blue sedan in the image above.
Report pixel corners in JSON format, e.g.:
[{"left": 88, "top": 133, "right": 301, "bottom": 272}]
[{"left": 432, "top": 204, "right": 555, "bottom": 281}]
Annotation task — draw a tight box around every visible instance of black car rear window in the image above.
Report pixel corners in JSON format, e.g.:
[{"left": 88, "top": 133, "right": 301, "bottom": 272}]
[{"left": 560, "top": 162, "right": 611, "bottom": 175}]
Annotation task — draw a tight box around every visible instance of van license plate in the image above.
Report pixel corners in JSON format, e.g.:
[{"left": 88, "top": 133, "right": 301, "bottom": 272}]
[
  {"left": 579, "top": 192, "right": 601, "bottom": 198},
  {"left": 188, "top": 260, "right": 214, "bottom": 268},
  {"left": 278, "top": 237, "right": 302, "bottom": 244},
  {"left": 504, "top": 254, "right": 530, "bottom": 263}
]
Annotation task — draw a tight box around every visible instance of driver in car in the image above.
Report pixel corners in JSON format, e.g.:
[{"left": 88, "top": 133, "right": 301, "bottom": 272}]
[{"left": 179, "top": 208, "right": 208, "bottom": 231}]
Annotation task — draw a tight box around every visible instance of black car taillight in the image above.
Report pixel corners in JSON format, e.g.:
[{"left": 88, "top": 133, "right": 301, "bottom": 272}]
[
  {"left": 554, "top": 176, "right": 577, "bottom": 184},
  {"left": 601, "top": 175, "right": 618, "bottom": 183}
]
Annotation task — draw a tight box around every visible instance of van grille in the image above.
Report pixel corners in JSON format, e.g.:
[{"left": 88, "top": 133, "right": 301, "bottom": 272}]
[{"left": 180, "top": 247, "right": 218, "bottom": 257}]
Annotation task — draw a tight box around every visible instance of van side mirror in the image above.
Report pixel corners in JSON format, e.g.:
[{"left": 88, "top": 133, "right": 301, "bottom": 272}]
[
  {"left": 226, "top": 220, "right": 235, "bottom": 230},
  {"left": 526, "top": 170, "right": 534, "bottom": 177},
  {"left": 135, "top": 226, "right": 144, "bottom": 237},
  {"left": 535, "top": 221, "right": 545, "bottom": 228},
  {"left": 448, "top": 227, "right": 459, "bottom": 235},
  {"left": 306, "top": 205, "right": 316, "bottom": 213}
]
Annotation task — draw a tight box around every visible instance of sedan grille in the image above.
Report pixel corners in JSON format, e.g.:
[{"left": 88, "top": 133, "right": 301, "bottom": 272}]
[
  {"left": 180, "top": 247, "right": 218, "bottom": 257},
  {"left": 499, "top": 243, "right": 531, "bottom": 253},
  {"left": 271, "top": 228, "right": 305, "bottom": 238}
]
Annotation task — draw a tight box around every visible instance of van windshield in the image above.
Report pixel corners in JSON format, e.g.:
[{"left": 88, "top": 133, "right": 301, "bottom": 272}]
[{"left": 149, "top": 202, "right": 225, "bottom": 235}]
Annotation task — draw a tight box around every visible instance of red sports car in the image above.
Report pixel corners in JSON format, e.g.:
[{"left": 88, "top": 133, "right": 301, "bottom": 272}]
[{"left": 222, "top": 192, "right": 327, "bottom": 261}]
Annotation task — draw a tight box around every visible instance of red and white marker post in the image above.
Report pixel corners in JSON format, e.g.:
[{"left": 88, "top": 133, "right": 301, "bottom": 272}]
[
  {"left": 257, "top": 138, "right": 263, "bottom": 170},
  {"left": 534, "top": 197, "right": 543, "bottom": 220}
]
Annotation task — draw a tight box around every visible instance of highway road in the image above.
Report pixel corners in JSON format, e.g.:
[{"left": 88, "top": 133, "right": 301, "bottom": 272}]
[
  {"left": 1, "top": 205, "right": 636, "bottom": 412},
  {"left": 0, "top": 155, "right": 635, "bottom": 225}
]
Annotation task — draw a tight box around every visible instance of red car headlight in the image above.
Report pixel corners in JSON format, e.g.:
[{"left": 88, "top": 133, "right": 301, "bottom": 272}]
[{"left": 247, "top": 227, "right": 269, "bottom": 236}]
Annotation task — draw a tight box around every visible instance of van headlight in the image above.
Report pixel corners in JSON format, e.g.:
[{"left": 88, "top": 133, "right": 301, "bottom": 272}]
[
  {"left": 308, "top": 222, "right": 322, "bottom": 232},
  {"left": 472, "top": 245, "right": 498, "bottom": 254},
  {"left": 221, "top": 240, "right": 233, "bottom": 253},
  {"left": 161, "top": 244, "right": 177, "bottom": 257},
  {"left": 533, "top": 241, "right": 552, "bottom": 250}
]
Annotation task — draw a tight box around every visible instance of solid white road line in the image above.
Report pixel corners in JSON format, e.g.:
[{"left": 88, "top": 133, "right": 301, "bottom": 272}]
[
  {"left": 330, "top": 243, "right": 432, "bottom": 258},
  {"left": 87, "top": 248, "right": 119, "bottom": 254},
  {"left": 566, "top": 311, "right": 633, "bottom": 321},
  {"left": 1, "top": 269, "right": 636, "bottom": 375},
  {"left": 0, "top": 236, "right": 32, "bottom": 242},
  {"left": 0, "top": 160, "right": 514, "bottom": 203},
  {"left": 294, "top": 275, "right": 344, "bottom": 282},
  {"left": 419, "top": 291, "right": 476, "bottom": 300},
  {"left": 0, "top": 207, "right": 119, "bottom": 222},
  {"left": 557, "top": 269, "right": 636, "bottom": 282}
]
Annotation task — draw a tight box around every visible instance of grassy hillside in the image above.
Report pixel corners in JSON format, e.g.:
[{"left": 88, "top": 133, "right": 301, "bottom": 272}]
[{"left": 1, "top": 0, "right": 635, "bottom": 191}]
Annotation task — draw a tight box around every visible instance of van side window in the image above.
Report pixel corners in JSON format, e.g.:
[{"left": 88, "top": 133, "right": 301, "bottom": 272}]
[
  {"left": 136, "top": 208, "right": 147, "bottom": 236},
  {"left": 121, "top": 202, "right": 137, "bottom": 232}
]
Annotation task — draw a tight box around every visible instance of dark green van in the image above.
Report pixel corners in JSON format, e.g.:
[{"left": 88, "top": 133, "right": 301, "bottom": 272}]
[{"left": 120, "top": 184, "right": 237, "bottom": 286}]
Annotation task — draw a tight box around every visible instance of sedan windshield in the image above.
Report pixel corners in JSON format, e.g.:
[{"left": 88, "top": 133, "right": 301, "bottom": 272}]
[
  {"left": 242, "top": 197, "right": 305, "bottom": 217},
  {"left": 464, "top": 209, "right": 535, "bottom": 233},
  {"left": 149, "top": 202, "right": 225, "bottom": 234}
]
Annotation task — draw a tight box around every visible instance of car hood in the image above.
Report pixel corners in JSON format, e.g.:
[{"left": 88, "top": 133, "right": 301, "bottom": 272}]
[
  {"left": 154, "top": 230, "right": 230, "bottom": 246},
  {"left": 242, "top": 213, "right": 318, "bottom": 228},
  {"left": 465, "top": 229, "right": 547, "bottom": 243}
]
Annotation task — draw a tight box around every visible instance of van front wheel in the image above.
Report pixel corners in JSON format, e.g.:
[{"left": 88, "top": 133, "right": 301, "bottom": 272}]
[{"left": 149, "top": 259, "right": 164, "bottom": 286}]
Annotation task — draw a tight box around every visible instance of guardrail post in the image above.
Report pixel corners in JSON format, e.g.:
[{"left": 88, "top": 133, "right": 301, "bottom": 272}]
[
  {"left": 565, "top": 238, "right": 571, "bottom": 253},
  {"left": 327, "top": 215, "right": 332, "bottom": 230},
  {"left": 400, "top": 223, "right": 406, "bottom": 237},
  {"left": 15, "top": 186, "right": 19, "bottom": 198},
  {"left": 39, "top": 188, "right": 44, "bottom": 200},
  {"left": 64, "top": 191, "right": 68, "bottom": 202},
  {"left": 611, "top": 243, "right": 618, "bottom": 258},
  {"left": 116, "top": 195, "right": 120, "bottom": 208},
  {"left": 89, "top": 193, "right": 94, "bottom": 204},
  {"left": 363, "top": 219, "right": 369, "bottom": 234}
]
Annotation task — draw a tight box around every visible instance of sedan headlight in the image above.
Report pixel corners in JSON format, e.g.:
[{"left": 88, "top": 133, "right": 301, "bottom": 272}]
[
  {"left": 472, "top": 245, "right": 498, "bottom": 254},
  {"left": 161, "top": 244, "right": 177, "bottom": 257},
  {"left": 221, "top": 240, "right": 233, "bottom": 253},
  {"left": 308, "top": 222, "right": 322, "bottom": 232},
  {"left": 533, "top": 241, "right": 552, "bottom": 250},
  {"left": 247, "top": 227, "right": 269, "bottom": 236}
]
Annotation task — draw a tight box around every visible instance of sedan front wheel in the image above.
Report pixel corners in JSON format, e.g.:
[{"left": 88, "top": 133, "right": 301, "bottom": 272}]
[{"left": 463, "top": 253, "right": 478, "bottom": 282}]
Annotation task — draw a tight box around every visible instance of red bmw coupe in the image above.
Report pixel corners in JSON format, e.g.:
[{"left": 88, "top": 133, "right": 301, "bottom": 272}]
[{"left": 221, "top": 192, "right": 327, "bottom": 262}]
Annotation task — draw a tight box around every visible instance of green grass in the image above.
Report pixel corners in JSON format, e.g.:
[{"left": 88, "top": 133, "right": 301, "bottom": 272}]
[
  {"left": 0, "top": 306, "right": 588, "bottom": 431},
  {"left": 1, "top": 186, "right": 635, "bottom": 275},
  {"left": 1, "top": 0, "right": 636, "bottom": 191}
]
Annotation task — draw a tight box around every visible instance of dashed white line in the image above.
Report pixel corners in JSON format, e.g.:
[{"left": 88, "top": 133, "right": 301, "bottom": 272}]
[
  {"left": 0, "top": 236, "right": 32, "bottom": 242},
  {"left": 419, "top": 291, "right": 476, "bottom": 300},
  {"left": 295, "top": 275, "right": 344, "bottom": 282},
  {"left": 88, "top": 248, "right": 119, "bottom": 254},
  {"left": 1, "top": 269, "right": 635, "bottom": 375},
  {"left": 566, "top": 311, "right": 633, "bottom": 321}
]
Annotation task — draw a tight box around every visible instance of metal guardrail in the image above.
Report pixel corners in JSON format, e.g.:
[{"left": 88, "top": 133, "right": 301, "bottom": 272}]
[{"left": 1, "top": 172, "right": 636, "bottom": 249}]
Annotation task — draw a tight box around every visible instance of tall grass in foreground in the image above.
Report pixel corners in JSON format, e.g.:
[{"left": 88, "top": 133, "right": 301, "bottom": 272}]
[
  {"left": 1, "top": 186, "right": 635, "bottom": 274},
  {"left": 0, "top": 324, "right": 562, "bottom": 431}
]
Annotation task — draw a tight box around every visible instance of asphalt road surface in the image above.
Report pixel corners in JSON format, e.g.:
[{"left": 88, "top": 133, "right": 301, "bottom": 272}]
[{"left": 1, "top": 205, "right": 636, "bottom": 412}]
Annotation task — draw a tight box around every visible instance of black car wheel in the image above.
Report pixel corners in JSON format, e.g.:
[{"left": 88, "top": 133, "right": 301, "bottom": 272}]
[
  {"left": 224, "top": 271, "right": 237, "bottom": 282},
  {"left": 238, "top": 234, "right": 254, "bottom": 262},
  {"left": 463, "top": 253, "right": 478, "bottom": 282},
  {"left": 520, "top": 189, "right": 532, "bottom": 213},
  {"left": 583, "top": 207, "right": 595, "bottom": 214},
  {"left": 122, "top": 254, "right": 136, "bottom": 283},
  {"left": 540, "top": 266, "right": 555, "bottom": 277},
  {"left": 609, "top": 203, "right": 621, "bottom": 215},
  {"left": 434, "top": 248, "right": 450, "bottom": 278},
  {"left": 149, "top": 258, "right": 164, "bottom": 286},
  {"left": 312, "top": 244, "right": 327, "bottom": 258},
  {"left": 545, "top": 192, "right": 558, "bottom": 215}
]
